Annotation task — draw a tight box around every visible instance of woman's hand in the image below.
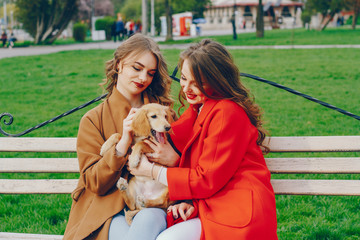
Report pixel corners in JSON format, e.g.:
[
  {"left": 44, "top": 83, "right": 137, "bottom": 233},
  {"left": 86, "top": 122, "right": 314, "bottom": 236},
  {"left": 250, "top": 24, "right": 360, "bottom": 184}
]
[
  {"left": 129, "top": 154, "right": 153, "bottom": 177},
  {"left": 115, "top": 108, "right": 138, "bottom": 156},
  {"left": 144, "top": 138, "right": 180, "bottom": 167},
  {"left": 167, "top": 202, "right": 195, "bottom": 221}
]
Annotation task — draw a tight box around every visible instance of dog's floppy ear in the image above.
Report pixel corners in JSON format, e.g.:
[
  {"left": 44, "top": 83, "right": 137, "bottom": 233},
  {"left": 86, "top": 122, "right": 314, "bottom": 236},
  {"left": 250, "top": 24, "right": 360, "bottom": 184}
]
[
  {"left": 132, "top": 109, "right": 151, "bottom": 136},
  {"left": 166, "top": 108, "right": 177, "bottom": 124}
]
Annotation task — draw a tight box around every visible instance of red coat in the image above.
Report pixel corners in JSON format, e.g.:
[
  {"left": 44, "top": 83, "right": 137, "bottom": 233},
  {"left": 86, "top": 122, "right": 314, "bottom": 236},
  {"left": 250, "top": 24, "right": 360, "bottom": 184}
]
[{"left": 167, "top": 99, "right": 278, "bottom": 240}]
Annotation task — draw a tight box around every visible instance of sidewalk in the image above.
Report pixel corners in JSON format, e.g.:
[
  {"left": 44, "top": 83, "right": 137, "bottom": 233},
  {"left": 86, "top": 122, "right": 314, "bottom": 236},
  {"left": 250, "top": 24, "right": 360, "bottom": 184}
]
[{"left": 1, "top": 29, "right": 360, "bottom": 59}]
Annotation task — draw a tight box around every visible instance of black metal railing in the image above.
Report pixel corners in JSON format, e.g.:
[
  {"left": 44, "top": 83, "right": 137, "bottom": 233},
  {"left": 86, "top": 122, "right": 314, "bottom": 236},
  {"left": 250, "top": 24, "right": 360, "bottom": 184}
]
[{"left": 1, "top": 68, "right": 359, "bottom": 137}]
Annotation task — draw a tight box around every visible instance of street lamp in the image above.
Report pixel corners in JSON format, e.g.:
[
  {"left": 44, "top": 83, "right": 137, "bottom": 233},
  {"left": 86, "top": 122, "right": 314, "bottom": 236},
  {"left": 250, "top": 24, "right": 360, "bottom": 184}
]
[
  {"left": 151, "top": 0, "right": 155, "bottom": 36},
  {"left": 3, "top": 0, "right": 7, "bottom": 29},
  {"left": 142, "top": 0, "right": 148, "bottom": 35},
  {"left": 91, "top": 0, "right": 95, "bottom": 31}
]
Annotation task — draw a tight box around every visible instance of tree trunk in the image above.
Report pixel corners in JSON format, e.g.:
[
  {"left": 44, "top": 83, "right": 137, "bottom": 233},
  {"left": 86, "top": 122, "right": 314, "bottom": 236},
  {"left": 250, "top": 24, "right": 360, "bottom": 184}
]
[
  {"left": 47, "top": 0, "right": 78, "bottom": 44},
  {"left": 256, "top": 0, "right": 264, "bottom": 38},
  {"left": 231, "top": 4, "right": 237, "bottom": 40},
  {"left": 35, "top": 13, "right": 45, "bottom": 44},
  {"left": 40, "top": 0, "right": 57, "bottom": 43},
  {"left": 165, "top": 0, "right": 173, "bottom": 41},
  {"left": 352, "top": 0, "right": 360, "bottom": 29},
  {"left": 321, "top": 11, "right": 336, "bottom": 31}
]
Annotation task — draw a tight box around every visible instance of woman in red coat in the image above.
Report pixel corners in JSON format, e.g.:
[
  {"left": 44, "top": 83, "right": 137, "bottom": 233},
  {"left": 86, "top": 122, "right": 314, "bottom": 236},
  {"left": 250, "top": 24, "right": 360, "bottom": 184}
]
[{"left": 131, "top": 39, "right": 278, "bottom": 239}]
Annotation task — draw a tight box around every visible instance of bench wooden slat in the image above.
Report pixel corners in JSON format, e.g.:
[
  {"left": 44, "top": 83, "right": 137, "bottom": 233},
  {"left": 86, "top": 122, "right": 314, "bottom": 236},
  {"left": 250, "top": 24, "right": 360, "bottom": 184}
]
[
  {"left": 0, "top": 158, "right": 79, "bottom": 173},
  {"left": 0, "top": 232, "right": 62, "bottom": 240},
  {"left": 2, "top": 157, "right": 360, "bottom": 174},
  {"left": 265, "top": 136, "right": 360, "bottom": 152},
  {"left": 0, "top": 179, "right": 78, "bottom": 194},
  {"left": 266, "top": 157, "right": 360, "bottom": 174},
  {"left": 0, "top": 137, "right": 77, "bottom": 152},
  {"left": 1, "top": 136, "right": 359, "bottom": 152},
  {"left": 2, "top": 179, "right": 360, "bottom": 195},
  {"left": 271, "top": 179, "right": 360, "bottom": 195}
]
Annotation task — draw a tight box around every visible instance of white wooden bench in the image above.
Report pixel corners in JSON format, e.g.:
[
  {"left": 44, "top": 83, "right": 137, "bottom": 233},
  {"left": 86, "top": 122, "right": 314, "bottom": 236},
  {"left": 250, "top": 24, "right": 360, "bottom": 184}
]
[{"left": 0, "top": 136, "right": 360, "bottom": 239}]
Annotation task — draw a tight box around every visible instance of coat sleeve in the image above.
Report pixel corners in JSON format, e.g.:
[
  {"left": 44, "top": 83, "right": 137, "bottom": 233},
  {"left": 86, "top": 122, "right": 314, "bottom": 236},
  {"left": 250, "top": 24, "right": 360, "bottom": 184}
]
[
  {"left": 76, "top": 112, "right": 127, "bottom": 196},
  {"left": 167, "top": 103, "right": 256, "bottom": 200}
]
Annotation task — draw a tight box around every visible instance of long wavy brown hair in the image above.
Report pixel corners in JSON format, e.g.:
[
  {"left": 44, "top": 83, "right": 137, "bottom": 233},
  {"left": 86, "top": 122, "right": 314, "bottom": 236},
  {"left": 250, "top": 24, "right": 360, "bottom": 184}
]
[
  {"left": 178, "top": 39, "right": 269, "bottom": 152},
  {"left": 101, "top": 33, "right": 173, "bottom": 106}
]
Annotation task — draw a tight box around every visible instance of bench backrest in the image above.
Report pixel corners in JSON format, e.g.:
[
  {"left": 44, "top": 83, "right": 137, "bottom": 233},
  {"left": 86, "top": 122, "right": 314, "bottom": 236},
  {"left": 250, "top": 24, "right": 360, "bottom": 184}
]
[{"left": 1, "top": 136, "right": 360, "bottom": 195}]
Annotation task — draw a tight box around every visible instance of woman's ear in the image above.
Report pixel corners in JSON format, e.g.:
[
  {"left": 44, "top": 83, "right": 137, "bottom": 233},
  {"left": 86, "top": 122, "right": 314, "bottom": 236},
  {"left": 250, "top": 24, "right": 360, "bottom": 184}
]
[
  {"left": 117, "top": 61, "right": 123, "bottom": 73},
  {"left": 131, "top": 109, "right": 151, "bottom": 136}
]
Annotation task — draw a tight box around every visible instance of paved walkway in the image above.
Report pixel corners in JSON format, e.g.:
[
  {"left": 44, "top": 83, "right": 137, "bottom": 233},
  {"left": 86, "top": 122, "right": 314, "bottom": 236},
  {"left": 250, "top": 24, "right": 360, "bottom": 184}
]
[{"left": 1, "top": 29, "right": 359, "bottom": 59}]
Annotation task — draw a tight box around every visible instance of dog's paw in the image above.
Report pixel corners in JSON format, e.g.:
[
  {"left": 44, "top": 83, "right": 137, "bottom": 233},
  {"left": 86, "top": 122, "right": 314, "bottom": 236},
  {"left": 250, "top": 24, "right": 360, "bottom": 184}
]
[
  {"left": 100, "top": 133, "right": 121, "bottom": 156},
  {"left": 116, "top": 177, "right": 128, "bottom": 191},
  {"left": 136, "top": 195, "right": 146, "bottom": 208},
  {"left": 99, "top": 145, "right": 107, "bottom": 156},
  {"left": 128, "top": 153, "right": 141, "bottom": 169}
]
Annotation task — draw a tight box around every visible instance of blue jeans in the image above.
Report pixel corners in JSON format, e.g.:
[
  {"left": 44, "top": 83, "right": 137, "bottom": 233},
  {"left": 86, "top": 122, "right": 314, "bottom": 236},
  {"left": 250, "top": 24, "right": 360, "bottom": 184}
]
[{"left": 108, "top": 208, "right": 167, "bottom": 240}]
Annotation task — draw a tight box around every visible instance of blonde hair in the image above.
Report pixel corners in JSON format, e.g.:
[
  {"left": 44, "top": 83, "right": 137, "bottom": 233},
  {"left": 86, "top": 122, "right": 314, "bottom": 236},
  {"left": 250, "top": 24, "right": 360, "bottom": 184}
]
[
  {"left": 101, "top": 33, "right": 173, "bottom": 106},
  {"left": 178, "top": 39, "right": 269, "bottom": 152}
]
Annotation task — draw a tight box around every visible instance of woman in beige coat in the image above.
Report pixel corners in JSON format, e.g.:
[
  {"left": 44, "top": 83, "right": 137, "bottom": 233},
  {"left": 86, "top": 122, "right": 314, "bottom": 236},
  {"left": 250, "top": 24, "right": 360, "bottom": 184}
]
[{"left": 63, "top": 33, "right": 173, "bottom": 240}]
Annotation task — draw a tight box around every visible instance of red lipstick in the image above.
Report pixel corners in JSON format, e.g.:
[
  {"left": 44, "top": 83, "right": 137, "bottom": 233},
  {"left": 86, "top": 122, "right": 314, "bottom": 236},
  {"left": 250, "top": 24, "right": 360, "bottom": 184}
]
[
  {"left": 133, "top": 82, "right": 144, "bottom": 88},
  {"left": 186, "top": 94, "right": 197, "bottom": 100}
]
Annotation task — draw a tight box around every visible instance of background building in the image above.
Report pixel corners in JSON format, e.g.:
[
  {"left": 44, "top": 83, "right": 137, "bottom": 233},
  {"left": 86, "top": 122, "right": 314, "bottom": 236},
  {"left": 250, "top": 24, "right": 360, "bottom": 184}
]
[{"left": 201, "top": 0, "right": 303, "bottom": 31}]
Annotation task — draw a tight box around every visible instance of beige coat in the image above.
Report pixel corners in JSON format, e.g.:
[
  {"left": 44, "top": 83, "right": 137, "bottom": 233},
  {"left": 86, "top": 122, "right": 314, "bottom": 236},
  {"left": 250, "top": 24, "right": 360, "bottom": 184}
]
[{"left": 63, "top": 88, "right": 154, "bottom": 240}]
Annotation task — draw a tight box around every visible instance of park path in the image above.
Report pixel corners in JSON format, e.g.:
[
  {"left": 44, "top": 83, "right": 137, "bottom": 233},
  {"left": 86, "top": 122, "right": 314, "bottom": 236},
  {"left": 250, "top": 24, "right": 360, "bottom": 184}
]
[{"left": 1, "top": 30, "right": 360, "bottom": 60}]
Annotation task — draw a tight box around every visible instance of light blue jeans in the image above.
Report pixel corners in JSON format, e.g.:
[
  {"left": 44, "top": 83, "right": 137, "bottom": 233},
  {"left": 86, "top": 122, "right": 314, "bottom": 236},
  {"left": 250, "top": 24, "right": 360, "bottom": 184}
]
[{"left": 108, "top": 208, "right": 167, "bottom": 240}]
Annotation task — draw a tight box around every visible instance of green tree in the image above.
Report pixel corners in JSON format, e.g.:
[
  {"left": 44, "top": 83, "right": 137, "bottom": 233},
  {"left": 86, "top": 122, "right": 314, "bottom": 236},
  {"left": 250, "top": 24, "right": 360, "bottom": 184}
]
[
  {"left": 120, "top": 0, "right": 142, "bottom": 21},
  {"left": 171, "top": 0, "right": 209, "bottom": 19},
  {"left": 16, "top": 0, "right": 78, "bottom": 44},
  {"left": 111, "top": 0, "right": 127, "bottom": 16},
  {"left": 307, "top": 0, "right": 345, "bottom": 30},
  {"left": 345, "top": 0, "right": 360, "bottom": 29}
]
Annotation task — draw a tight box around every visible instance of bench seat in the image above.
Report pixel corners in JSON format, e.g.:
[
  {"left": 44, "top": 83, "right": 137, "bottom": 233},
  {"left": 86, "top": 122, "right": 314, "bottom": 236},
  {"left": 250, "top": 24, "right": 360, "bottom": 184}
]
[{"left": 1, "top": 136, "right": 360, "bottom": 239}]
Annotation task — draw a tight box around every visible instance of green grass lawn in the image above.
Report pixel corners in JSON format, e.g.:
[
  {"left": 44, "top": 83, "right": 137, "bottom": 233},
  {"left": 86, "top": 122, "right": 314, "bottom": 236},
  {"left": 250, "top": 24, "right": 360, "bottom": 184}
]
[
  {"left": 0, "top": 41, "right": 359, "bottom": 239},
  {"left": 160, "top": 27, "right": 360, "bottom": 46}
]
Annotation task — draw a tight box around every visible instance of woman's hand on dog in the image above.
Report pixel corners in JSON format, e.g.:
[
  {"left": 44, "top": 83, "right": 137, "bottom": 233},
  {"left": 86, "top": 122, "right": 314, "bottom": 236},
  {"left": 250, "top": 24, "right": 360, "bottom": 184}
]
[
  {"left": 144, "top": 139, "right": 180, "bottom": 167},
  {"left": 115, "top": 108, "right": 138, "bottom": 157},
  {"left": 129, "top": 154, "right": 153, "bottom": 177},
  {"left": 167, "top": 202, "right": 195, "bottom": 221}
]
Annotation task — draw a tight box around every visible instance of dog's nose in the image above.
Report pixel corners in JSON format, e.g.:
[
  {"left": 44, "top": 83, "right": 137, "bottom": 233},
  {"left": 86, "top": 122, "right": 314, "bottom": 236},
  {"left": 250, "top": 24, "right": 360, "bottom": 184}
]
[{"left": 165, "top": 126, "right": 171, "bottom": 131}]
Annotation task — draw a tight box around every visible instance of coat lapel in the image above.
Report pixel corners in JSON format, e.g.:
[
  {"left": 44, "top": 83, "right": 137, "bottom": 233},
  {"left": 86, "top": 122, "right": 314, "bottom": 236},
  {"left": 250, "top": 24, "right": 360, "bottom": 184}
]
[{"left": 175, "top": 99, "right": 218, "bottom": 166}]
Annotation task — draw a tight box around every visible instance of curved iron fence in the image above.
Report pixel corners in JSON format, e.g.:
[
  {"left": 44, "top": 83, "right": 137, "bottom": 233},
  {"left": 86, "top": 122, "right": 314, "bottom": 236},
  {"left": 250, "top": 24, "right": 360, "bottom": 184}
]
[{"left": 1, "top": 69, "right": 359, "bottom": 137}]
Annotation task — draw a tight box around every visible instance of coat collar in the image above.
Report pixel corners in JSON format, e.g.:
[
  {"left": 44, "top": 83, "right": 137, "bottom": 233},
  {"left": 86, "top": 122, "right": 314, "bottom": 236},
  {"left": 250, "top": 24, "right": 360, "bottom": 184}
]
[
  {"left": 171, "top": 99, "right": 218, "bottom": 157},
  {"left": 196, "top": 99, "right": 218, "bottom": 126},
  {"left": 108, "top": 87, "right": 151, "bottom": 108},
  {"left": 172, "top": 98, "right": 218, "bottom": 129}
]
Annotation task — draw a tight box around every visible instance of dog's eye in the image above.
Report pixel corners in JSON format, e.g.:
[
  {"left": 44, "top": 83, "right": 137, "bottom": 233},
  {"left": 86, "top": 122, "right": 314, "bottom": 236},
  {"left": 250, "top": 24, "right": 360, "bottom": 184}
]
[{"left": 151, "top": 115, "right": 157, "bottom": 119}]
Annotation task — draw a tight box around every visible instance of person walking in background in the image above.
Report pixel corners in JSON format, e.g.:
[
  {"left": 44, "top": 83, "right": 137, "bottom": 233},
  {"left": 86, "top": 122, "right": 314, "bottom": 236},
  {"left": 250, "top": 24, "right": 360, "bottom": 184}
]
[
  {"left": 1, "top": 30, "right": 7, "bottom": 48},
  {"left": 125, "top": 20, "right": 130, "bottom": 38},
  {"left": 7, "top": 31, "right": 17, "bottom": 49},
  {"left": 115, "top": 16, "right": 124, "bottom": 41},
  {"left": 135, "top": 20, "right": 142, "bottom": 33},
  {"left": 128, "top": 19, "right": 135, "bottom": 37}
]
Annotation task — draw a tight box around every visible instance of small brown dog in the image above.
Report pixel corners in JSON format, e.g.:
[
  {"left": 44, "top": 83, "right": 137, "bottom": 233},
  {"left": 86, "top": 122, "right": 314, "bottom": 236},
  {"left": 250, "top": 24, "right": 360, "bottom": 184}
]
[{"left": 100, "top": 103, "right": 174, "bottom": 224}]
